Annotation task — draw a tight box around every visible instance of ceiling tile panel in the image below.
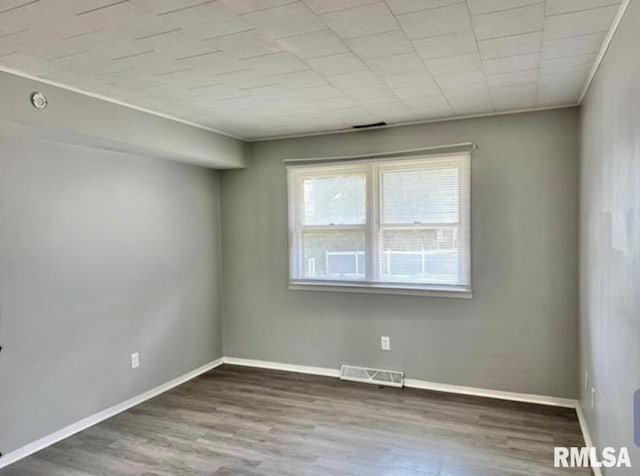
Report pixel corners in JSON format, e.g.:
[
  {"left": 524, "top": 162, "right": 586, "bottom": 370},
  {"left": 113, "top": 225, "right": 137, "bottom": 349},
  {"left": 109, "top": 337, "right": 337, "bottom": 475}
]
[
  {"left": 540, "top": 53, "right": 598, "bottom": 75},
  {"left": 328, "top": 70, "right": 381, "bottom": 89},
  {"left": 306, "top": 52, "right": 367, "bottom": 75},
  {"left": 545, "top": 0, "right": 621, "bottom": 16},
  {"left": 383, "top": 70, "right": 438, "bottom": 89},
  {"left": 409, "top": 103, "right": 455, "bottom": 119},
  {"left": 207, "top": 30, "right": 282, "bottom": 59},
  {"left": 440, "top": 81, "right": 491, "bottom": 98},
  {"left": 217, "top": 0, "right": 298, "bottom": 15},
  {"left": 321, "top": 3, "right": 399, "bottom": 39},
  {"left": 477, "top": 31, "right": 543, "bottom": 59},
  {"left": 209, "top": 69, "right": 275, "bottom": 89},
  {"left": 346, "top": 31, "right": 414, "bottom": 59},
  {"left": 471, "top": 4, "right": 545, "bottom": 40},
  {"left": 390, "top": 83, "right": 443, "bottom": 100},
  {"left": 347, "top": 85, "right": 397, "bottom": 102},
  {"left": 487, "top": 69, "right": 539, "bottom": 87},
  {"left": 241, "top": 2, "right": 324, "bottom": 39},
  {"left": 398, "top": 90, "right": 450, "bottom": 108},
  {"left": 435, "top": 69, "right": 489, "bottom": 87},
  {"left": 296, "top": 84, "right": 345, "bottom": 100},
  {"left": 447, "top": 87, "right": 494, "bottom": 115},
  {"left": 412, "top": 31, "right": 478, "bottom": 60},
  {"left": 158, "top": 1, "right": 252, "bottom": 39},
  {"left": 366, "top": 51, "right": 425, "bottom": 75},
  {"left": 175, "top": 50, "right": 244, "bottom": 73},
  {"left": 241, "top": 51, "right": 307, "bottom": 75},
  {"left": 466, "top": 0, "right": 543, "bottom": 16},
  {"left": 302, "top": 0, "right": 378, "bottom": 14},
  {"left": 491, "top": 83, "right": 538, "bottom": 110},
  {"left": 397, "top": 4, "right": 472, "bottom": 39},
  {"left": 275, "top": 30, "right": 348, "bottom": 59},
  {"left": 385, "top": 0, "right": 464, "bottom": 15},
  {"left": 271, "top": 69, "right": 327, "bottom": 89},
  {"left": 542, "top": 32, "right": 606, "bottom": 59},
  {"left": 425, "top": 53, "right": 482, "bottom": 76},
  {"left": 544, "top": 5, "right": 620, "bottom": 39},
  {"left": 141, "top": 0, "right": 212, "bottom": 15},
  {"left": 365, "top": 105, "right": 415, "bottom": 123},
  {"left": 483, "top": 53, "right": 541, "bottom": 75}
]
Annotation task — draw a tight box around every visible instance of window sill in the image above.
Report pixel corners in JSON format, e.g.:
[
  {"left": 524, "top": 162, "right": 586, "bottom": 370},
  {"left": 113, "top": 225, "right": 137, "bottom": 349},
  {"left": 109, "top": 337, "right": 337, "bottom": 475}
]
[{"left": 288, "top": 281, "right": 472, "bottom": 299}]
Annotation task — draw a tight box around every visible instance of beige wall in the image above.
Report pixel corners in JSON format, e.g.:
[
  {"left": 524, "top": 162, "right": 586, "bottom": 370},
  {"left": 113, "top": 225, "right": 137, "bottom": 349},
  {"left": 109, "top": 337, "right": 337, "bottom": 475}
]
[
  {"left": 579, "top": 0, "right": 640, "bottom": 471},
  {"left": 221, "top": 108, "right": 579, "bottom": 398}
]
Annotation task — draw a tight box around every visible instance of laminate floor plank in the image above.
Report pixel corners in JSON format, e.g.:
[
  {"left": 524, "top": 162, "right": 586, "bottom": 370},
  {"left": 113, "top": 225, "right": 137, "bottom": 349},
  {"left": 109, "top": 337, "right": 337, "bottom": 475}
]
[{"left": 1, "top": 365, "right": 588, "bottom": 476}]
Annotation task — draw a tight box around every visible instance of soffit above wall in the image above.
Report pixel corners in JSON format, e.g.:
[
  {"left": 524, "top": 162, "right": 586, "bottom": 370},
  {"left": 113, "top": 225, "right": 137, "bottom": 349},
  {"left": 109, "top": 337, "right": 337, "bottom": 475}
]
[
  {"left": 0, "top": 0, "right": 624, "bottom": 140},
  {"left": 0, "top": 70, "right": 247, "bottom": 168}
]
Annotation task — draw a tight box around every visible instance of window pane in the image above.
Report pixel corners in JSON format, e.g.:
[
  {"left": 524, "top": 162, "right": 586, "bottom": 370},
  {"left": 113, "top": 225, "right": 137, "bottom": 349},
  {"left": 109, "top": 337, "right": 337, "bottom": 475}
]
[
  {"left": 382, "top": 166, "right": 459, "bottom": 224},
  {"left": 379, "top": 228, "right": 461, "bottom": 285},
  {"left": 303, "top": 174, "right": 365, "bottom": 225},
  {"left": 301, "top": 231, "right": 365, "bottom": 280}
]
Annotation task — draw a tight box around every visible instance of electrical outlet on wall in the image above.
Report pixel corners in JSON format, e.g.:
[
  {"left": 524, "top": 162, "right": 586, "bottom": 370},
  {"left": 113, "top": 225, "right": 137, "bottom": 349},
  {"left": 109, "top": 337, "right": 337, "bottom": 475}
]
[
  {"left": 131, "top": 352, "right": 140, "bottom": 369},
  {"left": 381, "top": 336, "right": 390, "bottom": 351}
]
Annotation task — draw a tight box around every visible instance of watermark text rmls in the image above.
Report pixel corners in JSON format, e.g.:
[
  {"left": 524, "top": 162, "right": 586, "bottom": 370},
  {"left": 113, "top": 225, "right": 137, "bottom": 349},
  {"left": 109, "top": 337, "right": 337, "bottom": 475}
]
[{"left": 554, "top": 447, "right": 631, "bottom": 469}]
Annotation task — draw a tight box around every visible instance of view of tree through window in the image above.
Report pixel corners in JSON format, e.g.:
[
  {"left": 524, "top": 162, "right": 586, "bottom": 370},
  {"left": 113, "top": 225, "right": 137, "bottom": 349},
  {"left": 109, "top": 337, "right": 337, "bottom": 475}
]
[{"left": 303, "top": 175, "right": 365, "bottom": 225}]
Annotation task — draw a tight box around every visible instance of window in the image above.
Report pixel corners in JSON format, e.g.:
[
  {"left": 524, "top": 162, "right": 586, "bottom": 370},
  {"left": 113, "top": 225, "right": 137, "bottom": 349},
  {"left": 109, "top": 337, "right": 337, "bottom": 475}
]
[{"left": 287, "top": 153, "right": 471, "bottom": 296}]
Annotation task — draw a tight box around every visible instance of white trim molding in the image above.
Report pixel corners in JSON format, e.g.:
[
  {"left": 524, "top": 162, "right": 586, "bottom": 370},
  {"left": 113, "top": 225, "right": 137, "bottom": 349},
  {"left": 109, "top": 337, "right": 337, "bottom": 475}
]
[
  {"left": 223, "top": 357, "right": 341, "bottom": 378},
  {"left": 575, "top": 404, "right": 603, "bottom": 476},
  {"left": 403, "top": 378, "right": 577, "bottom": 408},
  {"left": 0, "top": 357, "right": 224, "bottom": 470}
]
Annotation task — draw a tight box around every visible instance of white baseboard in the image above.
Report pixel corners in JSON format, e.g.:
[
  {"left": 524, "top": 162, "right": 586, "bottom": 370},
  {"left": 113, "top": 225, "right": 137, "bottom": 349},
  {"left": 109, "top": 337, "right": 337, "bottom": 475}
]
[
  {"left": 0, "top": 357, "right": 224, "bottom": 469},
  {"left": 403, "top": 378, "right": 578, "bottom": 408},
  {"left": 223, "top": 356, "right": 341, "bottom": 378},
  {"left": 575, "top": 403, "right": 602, "bottom": 476},
  {"left": 223, "top": 356, "right": 578, "bottom": 408}
]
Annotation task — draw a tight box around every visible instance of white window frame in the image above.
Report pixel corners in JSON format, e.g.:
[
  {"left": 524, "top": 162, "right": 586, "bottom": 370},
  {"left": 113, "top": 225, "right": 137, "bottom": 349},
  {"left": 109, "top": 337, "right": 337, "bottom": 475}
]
[{"left": 287, "top": 153, "right": 472, "bottom": 298}]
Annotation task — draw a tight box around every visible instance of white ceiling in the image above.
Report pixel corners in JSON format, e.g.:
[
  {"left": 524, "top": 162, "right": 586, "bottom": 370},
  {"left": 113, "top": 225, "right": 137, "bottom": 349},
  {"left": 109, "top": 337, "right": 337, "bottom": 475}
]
[{"left": 0, "top": 0, "right": 623, "bottom": 140}]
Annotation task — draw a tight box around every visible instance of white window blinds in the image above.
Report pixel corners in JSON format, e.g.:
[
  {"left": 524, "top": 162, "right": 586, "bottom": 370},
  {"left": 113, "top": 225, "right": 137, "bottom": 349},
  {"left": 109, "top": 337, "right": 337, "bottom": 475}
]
[{"left": 288, "top": 153, "right": 471, "bottom": 294}]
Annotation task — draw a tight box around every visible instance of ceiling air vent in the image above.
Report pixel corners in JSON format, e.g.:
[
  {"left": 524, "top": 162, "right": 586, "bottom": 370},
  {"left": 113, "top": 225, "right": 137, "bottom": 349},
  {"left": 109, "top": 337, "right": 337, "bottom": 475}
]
[
  {"left": 352, "top": 121, "right": 387, "bottom": 129},
  {"left": 340, "top": 364, "right": 404, "bottom": 388}
]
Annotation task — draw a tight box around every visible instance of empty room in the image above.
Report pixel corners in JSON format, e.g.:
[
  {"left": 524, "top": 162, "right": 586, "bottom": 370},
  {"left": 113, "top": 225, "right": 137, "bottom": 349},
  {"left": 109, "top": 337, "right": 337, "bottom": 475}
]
[{"left": 0, "top": 0, "right": 638, "bottom": 475}]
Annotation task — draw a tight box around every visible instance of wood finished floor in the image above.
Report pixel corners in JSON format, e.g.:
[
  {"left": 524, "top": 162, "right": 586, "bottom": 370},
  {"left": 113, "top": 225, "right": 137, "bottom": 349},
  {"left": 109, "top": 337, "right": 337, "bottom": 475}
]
[{"left": 1, "top": 365, "right": 588, "bottom": 476}]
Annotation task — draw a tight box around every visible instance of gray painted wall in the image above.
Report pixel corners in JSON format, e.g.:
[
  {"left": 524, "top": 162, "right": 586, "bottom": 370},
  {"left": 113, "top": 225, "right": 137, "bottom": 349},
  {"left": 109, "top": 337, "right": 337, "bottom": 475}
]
[
  {"left": 579, "top": 0, "right": 640, "bottom": 471},
  {"left": 0, "top": 130, "right": 224, "bottom": 454},
  {"left": 221, "top": 108, "right": 579, "bottom": 398}
]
